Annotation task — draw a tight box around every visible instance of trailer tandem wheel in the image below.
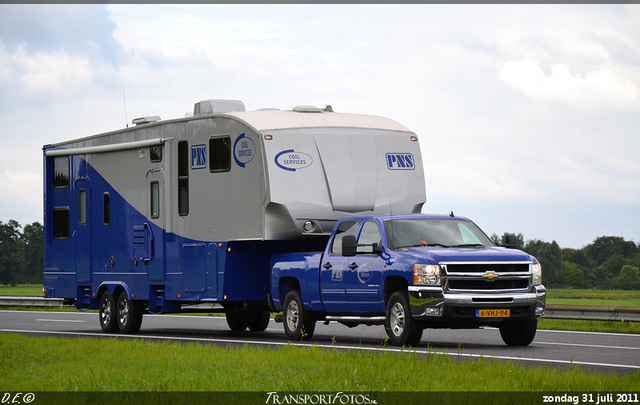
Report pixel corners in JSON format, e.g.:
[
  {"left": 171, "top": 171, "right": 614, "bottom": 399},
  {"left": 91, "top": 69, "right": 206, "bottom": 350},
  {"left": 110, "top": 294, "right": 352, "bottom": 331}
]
[
  {"left": 99, "top": 290, "right": 118, "bottom": 333},
  {"left": 116, "top": 290, "right": 143, "bottom": 334}
]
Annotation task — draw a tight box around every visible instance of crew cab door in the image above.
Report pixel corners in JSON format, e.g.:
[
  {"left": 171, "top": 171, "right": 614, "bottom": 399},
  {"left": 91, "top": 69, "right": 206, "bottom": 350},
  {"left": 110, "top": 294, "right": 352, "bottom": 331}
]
[
  {"left": 320, "top": 220, "right": 357, "bottom": 313},
  {"left": 320, "top": 220, "right": 384, "bottom": 314},
  {"left": 344, "top": 221, "right": 384, "bottom": 312}
]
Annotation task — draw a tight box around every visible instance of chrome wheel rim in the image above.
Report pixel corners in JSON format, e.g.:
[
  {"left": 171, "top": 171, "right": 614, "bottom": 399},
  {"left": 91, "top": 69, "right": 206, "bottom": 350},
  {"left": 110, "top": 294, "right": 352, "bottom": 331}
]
[
  {"left": 100, "top": 299, "right": 112, "bottom": 326},
  {"left": 286, "top": 300, "right": 299, "bottom": 332},
  {"left": 118, "top": 297, "right": 129, "bottom": 326},
  {"left": 390, "top": 302, "right": 405, "bottom": 337}
]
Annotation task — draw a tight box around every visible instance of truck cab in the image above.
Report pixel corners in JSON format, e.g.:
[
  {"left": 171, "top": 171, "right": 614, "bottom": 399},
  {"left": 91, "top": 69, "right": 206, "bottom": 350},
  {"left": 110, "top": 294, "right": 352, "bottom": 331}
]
[{"left": 270, "top": 213, "right": 546, "bottom": 346}]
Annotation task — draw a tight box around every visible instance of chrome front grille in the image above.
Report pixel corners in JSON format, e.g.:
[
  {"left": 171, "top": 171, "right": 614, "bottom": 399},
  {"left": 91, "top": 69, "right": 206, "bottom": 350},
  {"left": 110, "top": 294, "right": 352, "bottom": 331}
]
[
  {"left": 442, "top": 262, "right": 532, "bottom": 292},
  {"left": 444, "top": 263, "right": 529, "bottom": 273},
  {"left": 448, "top": 279, "right": 529, "bottom": 290}
]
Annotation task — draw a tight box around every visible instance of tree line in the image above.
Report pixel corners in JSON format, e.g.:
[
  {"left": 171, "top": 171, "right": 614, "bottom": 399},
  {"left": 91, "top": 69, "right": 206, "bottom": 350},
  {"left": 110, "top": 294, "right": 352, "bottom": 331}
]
[
  {"left": 1, "top": 219, "right": 638, "bottom": 289},
  {"left": 0, "top": 220, "right": 43, "bottom": 286},
  {"left": 492, "top": 233, "right": 640, "bottom": 290}
]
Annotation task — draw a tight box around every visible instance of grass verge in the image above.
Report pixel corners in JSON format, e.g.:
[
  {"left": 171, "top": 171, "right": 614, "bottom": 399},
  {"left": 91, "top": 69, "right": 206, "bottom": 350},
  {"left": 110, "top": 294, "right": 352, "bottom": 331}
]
[
  {"left": 546, "top": 289, "right": 640, "bottom": 307},
  {"left": 0, "top": 333, "right": 637, "bottom": 393}
]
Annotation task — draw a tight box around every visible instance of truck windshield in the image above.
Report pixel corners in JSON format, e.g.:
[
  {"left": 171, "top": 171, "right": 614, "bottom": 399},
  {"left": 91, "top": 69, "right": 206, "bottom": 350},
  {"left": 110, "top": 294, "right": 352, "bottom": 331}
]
[{"left": 386, "top": 218, "right": 494, "bottom": 250}]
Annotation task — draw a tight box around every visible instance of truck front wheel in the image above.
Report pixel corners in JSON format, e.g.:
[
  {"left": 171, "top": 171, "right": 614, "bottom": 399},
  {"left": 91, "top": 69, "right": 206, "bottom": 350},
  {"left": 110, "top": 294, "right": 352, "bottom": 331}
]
[
  {"left": 499, "top": 319, "right": 537, "bottom": 346},
  {"left": 385, "top": 291, "right": 423, "bottom": 347},
  {"left": 283, "top": 290, "right": 315, "bottom": 341}
]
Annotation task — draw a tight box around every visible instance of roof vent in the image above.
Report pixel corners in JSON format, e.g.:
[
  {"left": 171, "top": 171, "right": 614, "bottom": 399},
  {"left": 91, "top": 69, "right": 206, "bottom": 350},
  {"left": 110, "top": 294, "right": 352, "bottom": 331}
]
[
  {"left": 293, "top": 105, "right": 322, "bottom": 113},
  {"left": 194, "top": 99, "right": 246, "bottom": 115},
  {"left": 132, "top": 116, "right": 161, "bottom": 126}
]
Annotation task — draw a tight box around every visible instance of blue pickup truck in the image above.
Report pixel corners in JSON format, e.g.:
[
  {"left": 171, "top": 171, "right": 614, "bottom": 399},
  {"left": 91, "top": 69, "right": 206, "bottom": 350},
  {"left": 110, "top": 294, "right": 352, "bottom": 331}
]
[{"left": 270, "top": 213, "right": 546, "bottom": 346}]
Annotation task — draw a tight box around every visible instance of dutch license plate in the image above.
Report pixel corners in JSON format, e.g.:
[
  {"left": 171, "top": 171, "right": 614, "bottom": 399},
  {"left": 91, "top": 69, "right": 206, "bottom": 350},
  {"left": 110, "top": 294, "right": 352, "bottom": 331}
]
[{"left": 476, "top": 309, "right": 510, "bottom": 318}]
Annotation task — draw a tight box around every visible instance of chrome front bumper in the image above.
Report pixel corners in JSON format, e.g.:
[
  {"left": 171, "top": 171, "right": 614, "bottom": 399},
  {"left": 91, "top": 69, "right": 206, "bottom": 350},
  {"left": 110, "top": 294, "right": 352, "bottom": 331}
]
[{"left": 407, "top": 285, "right": 546, "bottom": 321}]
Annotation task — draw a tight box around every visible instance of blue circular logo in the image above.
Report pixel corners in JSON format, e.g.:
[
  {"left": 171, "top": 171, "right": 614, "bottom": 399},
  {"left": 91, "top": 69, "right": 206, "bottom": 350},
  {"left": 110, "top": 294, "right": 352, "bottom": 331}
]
[{"left": 234, "top": 133, "right": 255, "bottom": 168}]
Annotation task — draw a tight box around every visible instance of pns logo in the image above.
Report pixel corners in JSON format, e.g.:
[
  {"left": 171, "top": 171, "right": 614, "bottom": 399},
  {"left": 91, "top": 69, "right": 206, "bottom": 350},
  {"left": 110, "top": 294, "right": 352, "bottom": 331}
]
[
  {"left": 386, "top": 153, "right": 415, "bottom": 170},
  {"left": 191, "top": 144, "right": 207, "bottom": 170}
]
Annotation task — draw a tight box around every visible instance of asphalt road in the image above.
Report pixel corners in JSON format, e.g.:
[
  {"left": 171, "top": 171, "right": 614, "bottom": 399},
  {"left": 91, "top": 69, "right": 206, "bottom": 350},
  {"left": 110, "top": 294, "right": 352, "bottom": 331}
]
[{"left": 1, "top": 310, "right": 639, "bottom": 374}]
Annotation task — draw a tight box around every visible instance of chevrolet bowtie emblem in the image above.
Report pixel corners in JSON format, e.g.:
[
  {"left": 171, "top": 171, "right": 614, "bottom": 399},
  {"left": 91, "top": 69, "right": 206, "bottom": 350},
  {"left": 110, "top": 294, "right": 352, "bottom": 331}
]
[{"left": 483, "top": 272, "right": 499, "bottom": 280}]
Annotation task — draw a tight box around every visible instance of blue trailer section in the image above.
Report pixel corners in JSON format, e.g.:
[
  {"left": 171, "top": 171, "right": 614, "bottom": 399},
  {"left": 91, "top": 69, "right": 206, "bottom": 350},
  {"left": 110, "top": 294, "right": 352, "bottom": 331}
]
[{"left": 42, "top": 100, "right": 426, "bottom": 334}]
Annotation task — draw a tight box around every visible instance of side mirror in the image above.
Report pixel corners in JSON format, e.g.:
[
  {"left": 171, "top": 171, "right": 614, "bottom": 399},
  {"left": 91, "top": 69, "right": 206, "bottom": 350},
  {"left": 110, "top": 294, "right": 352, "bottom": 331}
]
[
  {"left": 505, "top": 234, "right": 519, "bottom": 249},
  {"left": 342, "top": 235, "right": 357, "bottom": 257}
]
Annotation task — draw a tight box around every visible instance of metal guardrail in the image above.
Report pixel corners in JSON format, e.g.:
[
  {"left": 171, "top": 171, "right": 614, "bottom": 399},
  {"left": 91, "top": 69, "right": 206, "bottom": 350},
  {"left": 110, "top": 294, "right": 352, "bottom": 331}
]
[
  {"left": 0, "top": 296, "right": 65, "bottom": 307},
  {"left": 544, "top": 304, "right": 640, "bottom": 322},
  {"left": 1, "top": 297, "right": 639, "bottom": 322}
]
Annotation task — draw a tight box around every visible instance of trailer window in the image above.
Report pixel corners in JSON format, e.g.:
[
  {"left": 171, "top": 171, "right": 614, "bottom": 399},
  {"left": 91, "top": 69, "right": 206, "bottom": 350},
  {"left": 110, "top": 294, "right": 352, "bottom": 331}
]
[
  {"left": 209, "top": 136, "right": 231, "bottom": 172},
  {"left": 178, "top": 140, "right": 189, "bottom": 216},
  {"left": 78, "top": 189, "right": 87, "bottom": 224},
  {"left": 53, "top": 207, "right": 70, "bottom": 239},
  {"left": 150, "top": 182, "right": 160, "bottom": 219},
  {"left": 53, "top": 156, "right": 70, "bottom": 189},
  {"left": 150, "top": 145, "right": 162, "bottom": 162},
  {"left": 103, "top": 193, "right": 110, "bottom": 225}
]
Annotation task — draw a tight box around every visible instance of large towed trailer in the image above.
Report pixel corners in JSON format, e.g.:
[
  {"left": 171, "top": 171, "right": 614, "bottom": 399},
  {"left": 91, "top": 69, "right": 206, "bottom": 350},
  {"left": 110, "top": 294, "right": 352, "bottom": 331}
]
[{"left": 42, "top": 99, "right": 426, "bottom": 333}]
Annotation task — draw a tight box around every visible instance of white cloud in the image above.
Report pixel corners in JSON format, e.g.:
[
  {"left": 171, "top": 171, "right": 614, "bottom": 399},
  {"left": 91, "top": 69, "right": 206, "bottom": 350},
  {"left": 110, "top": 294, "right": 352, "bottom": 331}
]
[
  {"left": 12, "top": 47, "right": 94, "bottom": 94},
  {"left": 499, "top": 59, "right": 640, "bottom": 113}
]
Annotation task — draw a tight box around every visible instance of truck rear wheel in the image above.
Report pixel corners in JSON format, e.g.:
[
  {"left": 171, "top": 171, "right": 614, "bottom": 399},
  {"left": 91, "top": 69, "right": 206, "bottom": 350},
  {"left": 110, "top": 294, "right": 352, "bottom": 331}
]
[
  {"left": 247, "top": 310, "right": 271, "bottom": 332},
  {"left": 385, "top": 291, "right": 423, "bottom": 347},
  {"left": 283, "top": 290, "right": 315, "bottom": 341},
  {"left": 499, "top": 319, "right": 537, "bottom": 346},
  {"left": 99, "top": 291, "right": 118, "bottom": 333},
  {"left": 116, "top": 291, "right": 143, "bottom": 334},
  {"left": 226, "top": 311, "right": 248, "bottom": 331}
]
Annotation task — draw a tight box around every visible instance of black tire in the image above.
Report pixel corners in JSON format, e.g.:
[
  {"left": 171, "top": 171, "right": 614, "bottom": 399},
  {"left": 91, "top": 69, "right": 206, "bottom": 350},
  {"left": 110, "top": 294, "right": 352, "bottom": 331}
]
[
  {"left": 499, "top": 319, "right": 538, "bottom": 346},
  {"left": 247, "top": 309, "right": 271, "bottom": 332},
  {"left": 283, "top": 290, "right": 315, "bottom": 341},
  {"left": 116, "top": 290, "right": 143, "bottom": 334},
  {"left": 385, "top": 291, "right": 423, "bottom": 347},
  {"left": 226, "top": 310, "right": 248, "bottom": 331},
  {"left": 99, "top": 290, "right": 118, "bottom": 333}
]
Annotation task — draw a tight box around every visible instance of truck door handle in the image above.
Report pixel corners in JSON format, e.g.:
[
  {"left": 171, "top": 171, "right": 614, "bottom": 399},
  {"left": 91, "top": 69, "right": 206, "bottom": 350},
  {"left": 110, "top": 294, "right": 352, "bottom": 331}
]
[
  {"left": 323, "top": 263, "right": 332, "bottom": 269},
  {"left": 348, "top": 263, "right": 358, "bottom": 269}
]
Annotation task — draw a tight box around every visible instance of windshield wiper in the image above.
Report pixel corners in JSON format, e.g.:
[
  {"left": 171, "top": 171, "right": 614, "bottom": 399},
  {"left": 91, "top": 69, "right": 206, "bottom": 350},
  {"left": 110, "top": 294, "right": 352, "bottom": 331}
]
[
  {"left": 398, "top": 243, "right": 451, "bottom": 249},
  {"left": 450, "top": 244, "right": 485, "bottom": 248}
]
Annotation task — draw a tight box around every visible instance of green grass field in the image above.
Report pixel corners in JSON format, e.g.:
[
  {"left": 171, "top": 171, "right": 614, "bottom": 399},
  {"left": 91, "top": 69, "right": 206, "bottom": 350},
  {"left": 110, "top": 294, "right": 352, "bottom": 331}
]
[
  {"left": 0, "top": 284, "right": 43, "bottom": 296},
  {"left": 0, "top": 333, "right": 637, "bottom": 393},
  {"left": 546, "top": 289, "right": 640, "bottom": 307}
]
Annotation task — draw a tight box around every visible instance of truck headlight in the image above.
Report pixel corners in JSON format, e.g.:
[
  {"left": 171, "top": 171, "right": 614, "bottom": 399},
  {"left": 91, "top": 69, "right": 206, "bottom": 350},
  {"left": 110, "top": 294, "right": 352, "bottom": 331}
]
[
  {"left": 531, "top": 263, "right": 542, "bottom": 285},
  {"left": 413, "top": 264, "right": 441, "bottom": 286}
]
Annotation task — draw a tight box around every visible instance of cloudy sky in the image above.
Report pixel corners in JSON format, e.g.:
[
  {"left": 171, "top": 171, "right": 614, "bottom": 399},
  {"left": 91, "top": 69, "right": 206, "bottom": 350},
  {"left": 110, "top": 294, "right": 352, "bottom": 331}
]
[{"left": 0, "top": 4, "right": 638, "bottom": 249}]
